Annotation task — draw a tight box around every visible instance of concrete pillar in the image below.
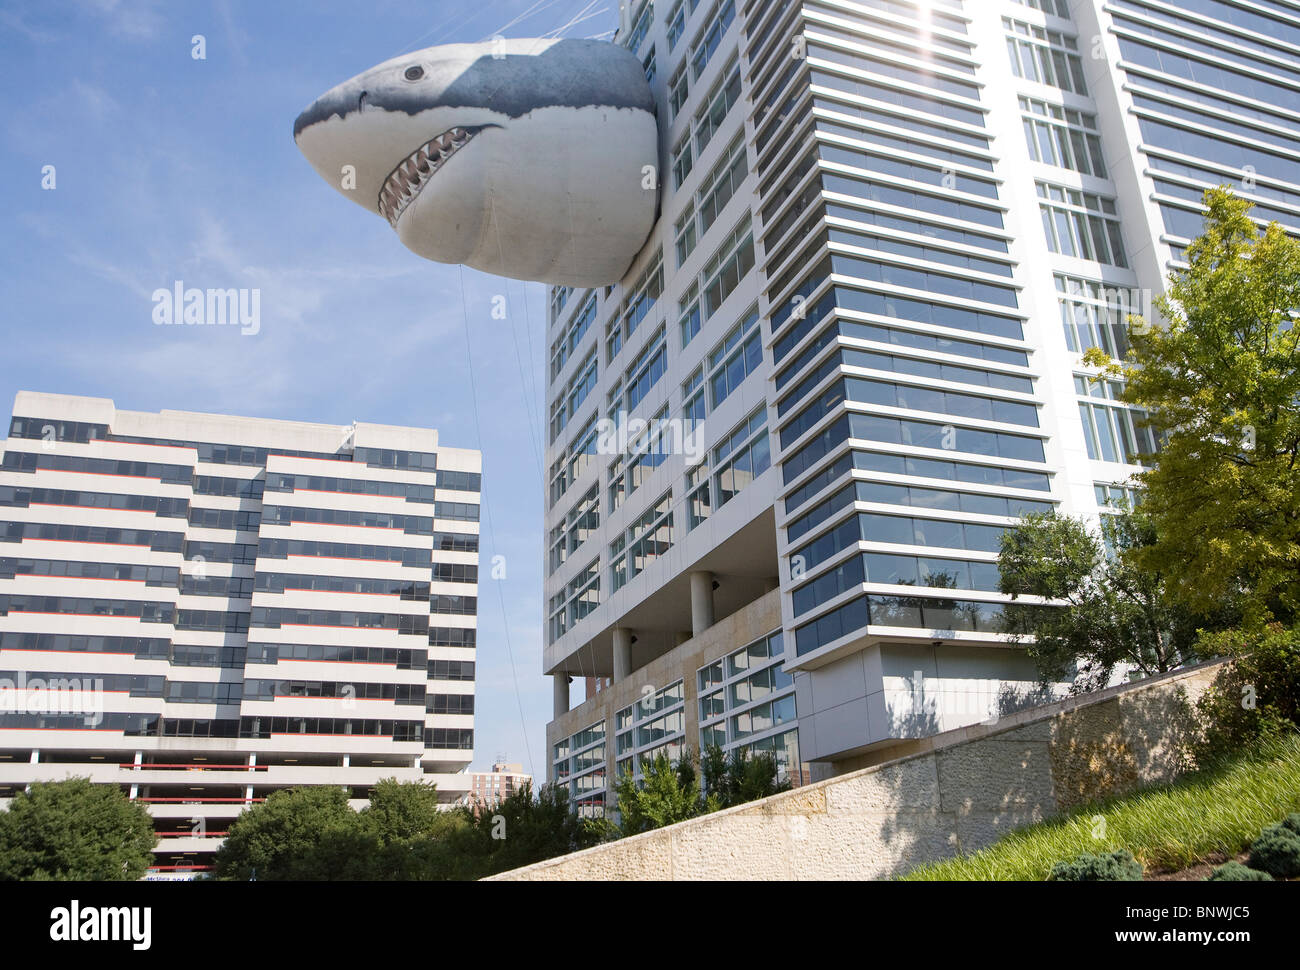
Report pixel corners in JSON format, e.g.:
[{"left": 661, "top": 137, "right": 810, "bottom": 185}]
[
  {"left": 553, "top": 673, "right": 570, "bottom": 718},
  {"left": 690, "top": 571, "right": 715, "bottom": 636},
  {"left": 613, "top": 628, "right": 633, "bottom": 682},
  {"left": 30, "top": 750, "right": 39, "bottom": 764}
]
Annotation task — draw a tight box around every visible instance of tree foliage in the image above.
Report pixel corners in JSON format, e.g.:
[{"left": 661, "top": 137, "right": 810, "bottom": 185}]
[
  {"left": 213, "top": 785, "right": 364, "bottom": 881},
  {"left": 611, "top": 752, "right": 704, "bottom": 837},
  {"left": 1194, "top": 623, "right": 1300, "bottom": 761},
  {"left": 997, "top": 507, "right": 1199, "bottom": 690},
  {"left": 360, "top": 777, "right": 441, "bottom": 846},
  {"left": 210, "top": 777, "right": 599, "bottom": 880},
  {"left": 201, "top": 750, "right": 792, "bottom": 878},
  {"left": 1084, "top": 187, "right": 1300, "bottom": 623},
  {"left": 700, "top": 744, "right": 789, "bottom": 809},
  {"left": 0, "top": 778, "right": 156, "bottom": 881},
  {"left": 609, "top": 745, "right": 789, "bottom": 838},
  {"left": 449, "top": 780, "right": 603, "bottom": 877}
]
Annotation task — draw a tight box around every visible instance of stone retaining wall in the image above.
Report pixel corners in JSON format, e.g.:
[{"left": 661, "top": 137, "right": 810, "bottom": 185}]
[{"left": 490, "top": 661, "right": 1225, "bottom": 880}]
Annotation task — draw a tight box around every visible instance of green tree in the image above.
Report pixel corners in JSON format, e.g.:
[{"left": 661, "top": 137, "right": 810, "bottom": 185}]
[
  {"left": 0, "top": 778, "right": 156, "bottom": 881},
  {"left": 699, "top": 744, "right": 788, "bottom": 809},
  {"left": 608, "top": 745, "right": 790, "bottom": 839},
  {"left": 212, "top": 786, "right": 368, "bottom": 880},
  {"left": 997, "top": 507, "right": 1197, "bottom": 691},
  {"left": 450, "top": 781, "right": 603, "bottom": 878},
  {"left": 699, "top": 744, "right": 731, "bottom": 807},
  {"left": 611, "top": 752, "right": 702, "bottom": 837},
  {"left": 360, "top": 777, "right": 441, "bottom": 846},
  {"left": 368, "top": 809, "right": 472, "bottom": 880},
  {"left": 1084, "top": 187, "right": 1300, "bottom": 623},
  {"left": 1194, "top": 623, "right": 1300, "bottom": 760},
  {"left": 347, "top": 778, "right": 462, "bottom": 880},
  {"left": 210, "top": 778, "right": 600, "bottom": 881}
]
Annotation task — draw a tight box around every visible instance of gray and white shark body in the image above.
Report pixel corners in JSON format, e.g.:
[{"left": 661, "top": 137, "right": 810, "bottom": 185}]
[{"left": 294, "top": 38, "right": 659, "bottom": 287}]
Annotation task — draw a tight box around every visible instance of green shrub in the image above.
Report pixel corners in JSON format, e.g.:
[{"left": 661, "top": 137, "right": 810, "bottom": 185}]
[
  {"left": 1280, "top": 813, "right": 1300, "bottom": 837},
  {"left": 1207, "top": 861, "right": 1272, "bottom": 881},
  {"left": 1048, "top": 848, "right": 1143, "bottom": 881},
  {"left": 1247, "top": 824, "right": 1300, "bottom": 878},
  {"left": 1194, "top": 624, "right": 1300, "bottom": 761}
]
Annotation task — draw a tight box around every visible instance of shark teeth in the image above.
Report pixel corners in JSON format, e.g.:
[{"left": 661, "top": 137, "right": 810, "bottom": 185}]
[{"left": 378, "top": 126, "right": 481, "bottom": 228}]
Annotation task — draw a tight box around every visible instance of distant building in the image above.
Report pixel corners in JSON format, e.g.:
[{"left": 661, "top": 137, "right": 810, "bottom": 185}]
[
  {"left": 468, "top": 761, "right": 532, "bottom": 807},
  {"left": 0, "top": 391, "right": 481, "bottom": 876}
]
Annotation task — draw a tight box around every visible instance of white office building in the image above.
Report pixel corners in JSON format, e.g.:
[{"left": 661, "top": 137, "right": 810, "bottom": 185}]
[
  {"left": 544, "top": 0, "right": 1300, "bottom": 809},
  {"left": 0, "top": 391, "right": 481, "bottom": 875}
]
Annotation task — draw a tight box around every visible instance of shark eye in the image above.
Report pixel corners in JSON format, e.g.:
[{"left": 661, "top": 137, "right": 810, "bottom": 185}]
[{"left": 403, "top": 65, "right": 424, "bottom": 81}]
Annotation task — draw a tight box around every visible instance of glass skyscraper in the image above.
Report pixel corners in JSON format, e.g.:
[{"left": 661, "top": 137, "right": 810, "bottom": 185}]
[{"left": 543, "top": 0, "right": 1300, "bottom": 809}]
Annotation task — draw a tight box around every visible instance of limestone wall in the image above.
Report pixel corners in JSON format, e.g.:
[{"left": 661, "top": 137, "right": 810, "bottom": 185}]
[{"left": 490, "top": 660, "right": 1224, "bottom": 880}]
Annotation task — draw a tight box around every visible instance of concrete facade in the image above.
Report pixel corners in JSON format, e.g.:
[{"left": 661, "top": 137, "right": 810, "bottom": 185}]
[
  {"left": 0, "top": 391, "right": 481, "bottom": 876},
  {"left": 495, "top": 660, "right": 1222, "bottom": 880},
  {"left": 548, "top": 588, "right": 805, "bottom": 815},
  {"left": 548, "top": 587, "right": 782, "bottom": 749}
]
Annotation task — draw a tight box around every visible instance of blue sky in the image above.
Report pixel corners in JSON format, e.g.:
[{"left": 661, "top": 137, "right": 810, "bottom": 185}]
[{"left": 0, "top": 0, "right": 619, "bottom": 780}]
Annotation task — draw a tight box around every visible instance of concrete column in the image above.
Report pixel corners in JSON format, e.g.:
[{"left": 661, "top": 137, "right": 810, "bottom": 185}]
[
  {"left": 613, "top": 628, "right": 633, "bottom": 682},
  {"left": 690, "top": 571, "right": 715, "bottom": 636},
  {"left": 30, "top": 750, "right": 39, "bottom": 764},
  {"left": 553, "top": 673, "right": 570, "bottom": 718}
]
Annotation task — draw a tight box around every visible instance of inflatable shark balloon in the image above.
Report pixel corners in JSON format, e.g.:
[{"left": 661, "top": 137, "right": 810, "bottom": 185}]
[{"left": 294, "top": 38, "right": 660, "bottom": 287}]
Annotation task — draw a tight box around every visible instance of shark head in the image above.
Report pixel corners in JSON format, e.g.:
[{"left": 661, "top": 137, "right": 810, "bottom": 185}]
[{"left": 293, "top": 38, "right": 660, "bottom": 287}]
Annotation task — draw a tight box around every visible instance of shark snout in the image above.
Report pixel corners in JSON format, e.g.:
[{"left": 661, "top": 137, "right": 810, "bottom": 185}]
[{"left": 291, "top": 37, "right": 660, "bottom": 286}]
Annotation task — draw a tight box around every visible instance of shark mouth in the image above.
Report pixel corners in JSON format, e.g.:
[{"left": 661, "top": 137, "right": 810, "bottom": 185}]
[{"left": 377, "top": 125, "right": 493, "bottom": 228}]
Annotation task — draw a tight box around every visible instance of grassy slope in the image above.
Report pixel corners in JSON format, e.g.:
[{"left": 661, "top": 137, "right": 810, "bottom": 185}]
[{"left": 901, "top": 734, "right": 1300, "bottom": 881}]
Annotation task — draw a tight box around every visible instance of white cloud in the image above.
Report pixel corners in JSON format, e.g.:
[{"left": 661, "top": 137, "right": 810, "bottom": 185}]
[
  {"left": 69, "top": 80, "right": 121, "bottom": 122},
  {"left": 82, "top": 0, "right": 165, "bottom": 40}
]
